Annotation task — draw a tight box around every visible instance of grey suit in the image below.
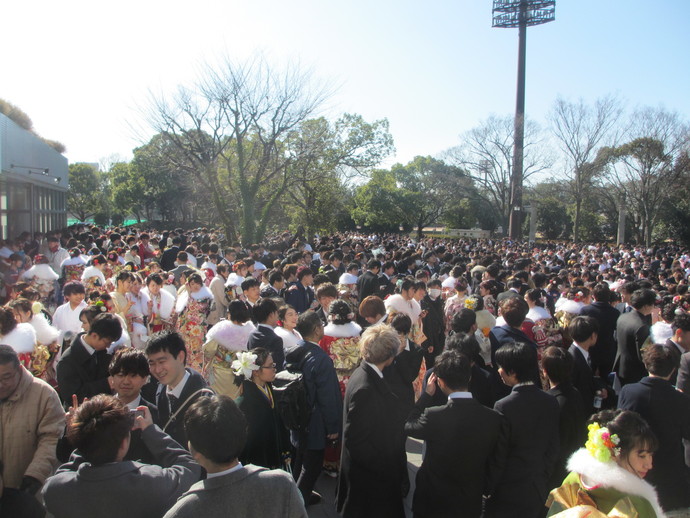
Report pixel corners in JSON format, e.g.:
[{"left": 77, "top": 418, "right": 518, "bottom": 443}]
[
  {"left": 43, "top": 425, "right": 201, "bottom": 518},
  {"left": 163, "top": 464, "right": 307, "bottom": 518}
]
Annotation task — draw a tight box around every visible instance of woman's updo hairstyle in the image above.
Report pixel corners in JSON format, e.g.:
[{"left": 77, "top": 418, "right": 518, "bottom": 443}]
[
  {"left": 0, "top": 307, "right": 18, "bottom": 335},
  {"left": 233, "top": 347, "right": 271, "bottom": 386},
  {"left": 328, "top": 299, "right": 353, "bottom": 325},
  {"left": 588, "top": 409, "right": 658, "bottom": 455}
]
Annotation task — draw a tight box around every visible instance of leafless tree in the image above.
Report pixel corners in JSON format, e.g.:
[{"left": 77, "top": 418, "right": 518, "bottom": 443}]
[
  {"left": 445, "top": 115, "right": 552, "bottom": 232},
  {"left": 548, "top": 95, "right": 622, "bottom": 242}
]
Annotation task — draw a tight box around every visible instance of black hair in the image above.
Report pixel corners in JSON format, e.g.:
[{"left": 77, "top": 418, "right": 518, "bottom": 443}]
[
  {"left": 67, "top": 394, "right": 132, "bottom": 465},
  {"left": 253, "top": 298, "right": 278, "bottom": 324},
  {"left": 328, "top": 299, "right": 353, "bottom": 325},
  {"left": 145, "top": 330, "right": 187, "bottom": 364},
  {"left": 444, "top": 332, "right": 481, "bottom": 363},
  {"left": 673, "top": 312, "right": 690, "bottom": 333},
  {"left": 184, "top": 395, "right": 248, "bottom": 464},
  {"left": 146, "top": 273, "right": 164, "bottom": 286},
  {"left": 542, "top": 345, "right": 573, "bottom": 385},
  {"left": 108, "top": 348, "right": 150, "bottom": 378},
  {"left": 499, "top": 297, "right": 528, "bottom": 328},
  {"left": 115, "top": 271, "right": 135, "bottom": 284},
  {"left": 588, "top": 409, "right": 658, "bottom": 454},
  {"left": 450, "top": 308, "right": 476, "bottom": 334},
  {"left": 241, "top": 278, "right": 260, "bottom": 292},
  {"left": 569, "top": 316, "right": 600, "bottom": 344},
  {"left": 631, "top": 289, "right": 657, "bottom": 310},
  {"left": 269, "top": 270, "right": 284, "bottom": 285},
  {"left": 89, "top": 313, "right": 123, "bottom": 342},
  {"left": 63, "top": 281, "right": 86, "bottom": 297},
  {"left": 0, "top": 344, "right": 20, "bottom": 369},
  {"left": 233, "top": 347, "right": 271, "bottom": 386},
  {"left": 495, "top": 341, "right": 539, "bottom": 383},
  {"left": 186, "top": 272, "right": 203, "bottom": 286},
  {"left": 390, "top": 313, "right": 412, "bottom": 336},
  {"left": 434, "top": 350, "right": 472, "bottom": 391},
  {"left": 228, "top": 300, "right": 251, "bottom": 323},
  {"left": 296, "top": 310, "right": 323, "bottom": 338},
  {"left": 0, "top": 308, "right": 18, "bottom": 336}
]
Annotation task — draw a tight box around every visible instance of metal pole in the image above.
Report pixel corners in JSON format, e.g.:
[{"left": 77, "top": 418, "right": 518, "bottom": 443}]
[{"left": 508, "top": 1, "right": 527, "bottom": 240}]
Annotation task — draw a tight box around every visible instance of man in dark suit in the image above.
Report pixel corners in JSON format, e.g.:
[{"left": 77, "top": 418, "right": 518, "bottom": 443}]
[
  {"left": 406, "top": 350, "right": 504, "bottom": 518},
  {"left": 247, "top": 298, "right": 285, "bottom": 371},
  {"left": 487, "top": 341, "right": 560, "bottom": 518},
  {"left": 285, "top": 311, "right": 341, "bottom": 507},
  {"left": 542, "top": 346, "right": 587, "bottom": 490},
  {"left": 420, "top": 279, "right": 445, "bottom": 368},
  {"left": 108, "top": 348, "right": 160, "bottom": 463},
  {"left": 614, "top": 289, "right": 656, "bottom": 386},
  {"left": 259, "top": 270, "right": 284, "bottom": 300},
  {"left": 496, "top": 279, "right": 522, "bottom": 304},
  {"left": 568, "top": 316, "right": 608, "bottom": 414},
  {"left": 580, "top": 283, "right": 621, "bottom": 378},
  {"left": 337, "top": 324, "right": 406, "bottom": 518},
  {"left": 378, "top": 261, "right": 397, "bottom": 298},
  {"left": 145, "top": 331, "right": 212, "bottom": 449},
  {"left": 284, "top": 266, "right": 315, "bottom": 314},
  {"left": 314, "top": 283, "right": 338, "bottom": 327},
  {"left": 665, "top": 313, "right": 690, "bottom": 386},
  {"left": 489, "top": 297, "right": 538, "bottom": 367},
  {"left": 383, "top": 313, "right": 424, "bottom": 415},
  {"left": 56, "top": 313, "right": 123, "bottom": 405},
  {"left": 618, "top": 344, "right": 690, "bottom": 512},
  {"left": 159, "top": 236, "right": 181, "bottom": 271},
  {"left": 357, "top": 259, "right": 381, "bottom": 303}
]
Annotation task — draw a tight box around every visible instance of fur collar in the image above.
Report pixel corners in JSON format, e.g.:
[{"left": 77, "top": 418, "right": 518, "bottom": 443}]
[
  {"left": 82, "top": 265, "right": 106, "bottom": 282},
  {"left": 143, "top": 288, "right": 176, "bottom": 318},
  {"left": 175, "top": 286, "right": 213, "bottom": 313},
  {"left": 384, "top": 294, "right": 422, "bottom": 319},
  {"left": 567, "top": 449, "right": 666, "bottom": 518},
  {"left": 324, "top": 321, "right": 362, "bottom": 338},
  {"left": 22, "top": 264, "right": 59, "bottom": 281},
  {"left": 30, "top": 313, "right": 59, "bottom": 345},
  {"left": 2, "top": 323, "right": 37, "bottom": 353}
]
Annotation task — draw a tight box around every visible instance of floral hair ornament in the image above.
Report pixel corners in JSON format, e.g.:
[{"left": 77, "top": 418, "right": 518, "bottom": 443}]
[
  {"left": 231, "top": 351, "right": 260, "bottom": 379},
  {"left": 464, "top": 297, "right": 478, "bottom": 311},
  {"left": 585, "top": 422, "right": 621, "bottom": 463},
  {"left": 94, "top": 301, "right": 107, "bottom": 312}
]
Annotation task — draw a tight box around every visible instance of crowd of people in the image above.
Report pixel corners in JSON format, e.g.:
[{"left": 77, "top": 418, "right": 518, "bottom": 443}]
[{"left": 1, "top": 225, "right": 690, "bottom": 517}]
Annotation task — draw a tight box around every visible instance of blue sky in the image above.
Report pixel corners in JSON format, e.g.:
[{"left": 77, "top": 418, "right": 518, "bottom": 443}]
[{"left": 2, "top": 0, "right": 688, "bottom": 168}]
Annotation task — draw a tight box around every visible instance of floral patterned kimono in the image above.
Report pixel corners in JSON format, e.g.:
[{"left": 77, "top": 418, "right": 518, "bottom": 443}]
[
  {"left": 21, "top": 264, "right": 59, "bottom": 305},
  {"left": 319, "top": 321, "right": 363, "bottom": 396},
  {"left": 175, "top": 286, "right": 214, "bottom": 373}
]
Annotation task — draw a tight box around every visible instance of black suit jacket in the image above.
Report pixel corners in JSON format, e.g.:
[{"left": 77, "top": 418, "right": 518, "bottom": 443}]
[
  {"left": 676, "top": 350, "right": 690, "bottom": 393},
  {"left": 614, "top": 310, "right": 651, "bottom": 385},
  {"left": 159, "top": 246, "right": 180, "bottom": 272},
  {"left": 357, "top": 270, "right": 381, "bottom": 303},
  {"left": 580, "top": 301, "right": 620, "bottom": 377},
  {"left": 337, "top": 363, "right": 406, "bottom": 518},
  {"left": 488, "top": 385, "right": 560, "bottom": 518},
  {"left": 405, "top": 392, "right": 505, "bottom": 518},
  {"left": 377, "top": 274, "right": 396, "bottom": 298},
  {"left": 619, "top": 376, "right": 690, "bottom": 510},
  {"left": 383, "top": 340, "right": 424, "bottom": 415},
  {"left": 547, "top": 382, "right": 587, "bottom": 490},
  {"left": 247, "top": 325, "right": 286, "bottom": 371},
  {"left": 423, "top": 364, "right": 495, "bottom": 409},
  {"left": 56, "top": 334, "right": 112, "bottom": 405},
  {"left": 568, "top": 344, "right": 603, "bottom": 414},
  {"left": 156, "top": 368, "right": 211, "bottom": 448}
]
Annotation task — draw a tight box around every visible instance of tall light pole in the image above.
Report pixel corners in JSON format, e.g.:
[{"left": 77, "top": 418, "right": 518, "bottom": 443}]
[{"left": 493, "top": 0, "right": 555, "bottom": 239}]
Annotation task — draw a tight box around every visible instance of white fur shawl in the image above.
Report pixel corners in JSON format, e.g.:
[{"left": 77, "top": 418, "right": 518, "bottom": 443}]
[
  {"left": 224, "top": 273, "right": 245, "bottom": 288},
  {"left": 30, "top": 313, "right": 59, "bottom": 345},
  {"left": 384, "top": 294, "right": 422, "bottom": 320},
  {"left": 206, "top": 320, "right": 255, "bottom": 351},
  {"left": 2, "top": 323, "right": 37, "bottom": 354},
  {"left": 175, "top": 286, "right": 213, "bottom": 313},
  {"left": 21, "top": 264, "right": 59, "bottom": 281},
  {"left": 526, "top": 305, "right": 552, "bottom": 322},
  {"left": 567, "top": 448, "right": 666, "bottom": 518},
  {"left": 143, "top": 288, "right": 176, "bottom": 319},
  {"left": 324, "top": 321, "right": 362, "bottom": 338},
  {"left": 81, "top": 265, "right": 106, "bottom": 286}
]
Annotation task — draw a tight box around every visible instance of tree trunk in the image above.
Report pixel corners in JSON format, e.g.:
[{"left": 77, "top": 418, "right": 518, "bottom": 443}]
[{"left": 573, "top": 197, "right": 581, "bottom": 243}]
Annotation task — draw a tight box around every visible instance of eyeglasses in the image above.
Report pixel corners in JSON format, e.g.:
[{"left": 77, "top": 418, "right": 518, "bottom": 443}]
[{"left": 260, "top": 363, "right": 277, "bottom": 370}]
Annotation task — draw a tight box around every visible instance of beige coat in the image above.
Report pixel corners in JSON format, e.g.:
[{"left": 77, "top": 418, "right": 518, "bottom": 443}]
[{"left": 0, "top": 366, "right": 64, "bottom": 488}]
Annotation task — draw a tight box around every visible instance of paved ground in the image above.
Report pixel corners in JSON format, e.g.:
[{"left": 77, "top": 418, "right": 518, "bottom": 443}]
[{"left": 307, "top": 437, "right": 423, "bottom": 518}]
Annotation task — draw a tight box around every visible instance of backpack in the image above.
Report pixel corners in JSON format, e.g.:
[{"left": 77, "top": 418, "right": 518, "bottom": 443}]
[{"left": 272, "top": 346, "right": 313, "bottom": 432}]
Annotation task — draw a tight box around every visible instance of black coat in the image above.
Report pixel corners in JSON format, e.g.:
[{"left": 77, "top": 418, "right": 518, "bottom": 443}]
[
  {"left": 377, "top": 273, "right": 396, "bottom": 298},
  {"left": 56, "top": 334, "right": 112, "bottom": 405},
  {"left": 159, "top": 246, "right": 180, "bottom": 272},
  {"left": 487, "top": 385, "right": 560, "bottom": 518},
  {"left": 568, "top": 344, "right": 604, "bottom": 415},
  {"left": 420, "top": 295, "right": 445, "bottom": 367},
  {"left": 236, "top": 380, "right": 289, "bottom": 469},
  {"left": 580, "top": 301, "right": 620, "bottom": 377},
  {"left": 383, "top": 340, "right": 424, "bottom": 415},
  {"left": 357, "top": 270, "right": 381, "bottom": 303},
  {"left": 405, "top": 392, "right": 505, "bottom": 518},
  {"left": 676, "top": 350, "right": 690, "bottom": 393},
  {"left": 546, "top": 382, "right": 587, "bottom": 491},
  {"left": 155, "top": 368, "right": 212, "bottom": 449},
  {"left": 423, "top": 364, "right": 495, "bottom": 409},
  {"left": 247, "top": 325, "right": 286, "bottom": 372},
  {"left": 614, "top": 310, "right": 651, "bottom": 385},
  {"left": 337, "top": 363, "right": 406, "bottom": 518},
  {"left": 618, "top": 376, "right": 690, "bottom": 511}
]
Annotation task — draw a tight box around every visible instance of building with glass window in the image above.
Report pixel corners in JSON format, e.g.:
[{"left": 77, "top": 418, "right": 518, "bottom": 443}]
[{"left": 0, "top": 113, "right": 68, "bottom": 239}]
